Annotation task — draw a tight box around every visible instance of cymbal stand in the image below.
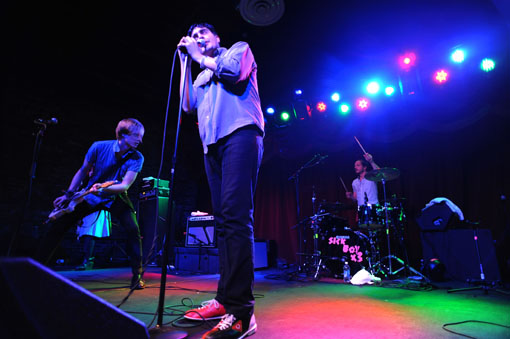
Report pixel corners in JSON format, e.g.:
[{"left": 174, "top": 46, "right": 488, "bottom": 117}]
[{"left": 375, "top": 185, "right": 429, "bottom": 281}]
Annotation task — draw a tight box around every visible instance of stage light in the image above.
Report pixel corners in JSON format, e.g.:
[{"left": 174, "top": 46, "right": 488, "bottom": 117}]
[
  {"left": 280, "top": 111, "right": 290, "bottom": 121},
  {"left": 339, "top": 103, "right": 350, "bottom": 115},
  {"left": 331, "top": 92, "right": 340, "bottom": 102},
  {"left": 366, "top": 81, "right": 380, "bottom": 94},
  {"left": 385, "top": 86, "right": 395, "bottom": 96},
  {"left": 295, "top": 89, "right": 303, "bottom": 95},
  {"left": 266, "top": 107, "right": 275, "bottom": 115},
  {"left": 434, "top": 69, "right": 449, "bottom": 84},
  {"left": 356, "top": 98, "right": 370, "bottom": 111},
  {"left": 481, "top": 58, "right": 495, "bottom": 72},
  {"left": 451, "top": 49, "right": 465, "bottom": 63},
  {"left": 398, "top": 52, "right": 416, "bottom": 70},
  {"left": 316, "top": 101, "right": 327, "bottom": 112}
]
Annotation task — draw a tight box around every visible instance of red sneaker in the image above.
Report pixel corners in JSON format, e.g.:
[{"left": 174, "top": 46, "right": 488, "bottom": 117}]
[
  {"left": 202, "top": 314, "right": 257, "bottom": 339},
  {"left": 184, "top": 299, "right": 226, "bottom": 321}
]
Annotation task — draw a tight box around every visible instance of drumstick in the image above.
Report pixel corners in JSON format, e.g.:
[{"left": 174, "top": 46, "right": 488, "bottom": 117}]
[
  {"left": 354, "top": 136, "right": 368, "bottom": 155},
  {"left": 339, "top": 176, "right": 348, "bottom": 192}
]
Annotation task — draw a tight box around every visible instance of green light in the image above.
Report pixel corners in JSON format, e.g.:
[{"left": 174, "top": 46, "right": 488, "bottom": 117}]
[
  {"left": 281, "top": 111, "right": 290, "bottom": 121},
  {"left": 481, "top": 58, "right": 495, "bottom": 72},
  {"left": 339, "top": 103, "right": 350, "bottom": 115}
]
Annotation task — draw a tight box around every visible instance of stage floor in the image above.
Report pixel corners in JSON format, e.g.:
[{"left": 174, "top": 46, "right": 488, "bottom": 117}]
[{"left": 55, "top": 266, "right": 510, "bottom": 338}]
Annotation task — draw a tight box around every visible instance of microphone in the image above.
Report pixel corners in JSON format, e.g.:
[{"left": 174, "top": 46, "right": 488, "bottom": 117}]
[
  {"left": 34, "top": 118, "right": 58, "bottom": 125},
  {"left": 315, "top": 154, "right": 328, "bottom": 164},
  {"left": 179, "top": 38, "right": 206, "bottom": 54}
]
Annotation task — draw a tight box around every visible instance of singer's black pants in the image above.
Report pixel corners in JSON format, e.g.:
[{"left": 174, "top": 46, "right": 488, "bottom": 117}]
[
  {"left": 204, "top": 125, "right": 263, "bottom": 319},
  {"left": 35, "top": 198, "right": 143, "bottom": 277}
]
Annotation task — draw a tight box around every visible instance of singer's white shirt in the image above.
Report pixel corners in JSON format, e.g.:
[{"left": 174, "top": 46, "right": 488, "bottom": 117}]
[{"left": 352, "top": 177, "right": 379, "bottom": 206}]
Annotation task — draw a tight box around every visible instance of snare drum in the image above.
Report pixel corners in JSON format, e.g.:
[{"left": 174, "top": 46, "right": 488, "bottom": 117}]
[{"left": 358, "top": 204, "right": 384, "bottom": 229}]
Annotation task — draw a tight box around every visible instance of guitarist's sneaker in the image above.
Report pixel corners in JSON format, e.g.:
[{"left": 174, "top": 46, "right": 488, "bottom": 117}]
[
  {"left": 202, "top": 313, "right": 257, "bottom": 339},
  {"left": 184, "top": 299, "right": 226, "bottom": 321},
  {"left": 75, "top": 257, "right": 94, "bottom": 271},
  {"left": 130, "top": 274, "right": 145, "bottom": 290}
]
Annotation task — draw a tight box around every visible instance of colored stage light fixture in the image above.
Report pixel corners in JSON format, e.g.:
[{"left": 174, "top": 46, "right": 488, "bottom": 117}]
[
  {"left": 266, "top": 107, "right": 275, "bottom": 114},
  {"left": 331, "top": 92, "right": 340, "bottom": 102},
  {"left": 356, "top": 98, "right": 370, "bottom": 111},
  {"left": 295, "top": 89, "right": 303, "bottom": 95},
  {"left": 339, "top": 103, "right": 350, "bottom": 115},
  {"left": 434, "top": 69, "right": 448, "bottom": 84},
  {"left": 481, "top": 58, "right": 495, "bottom": 72},
  {"left": 398, "top": 52, "right": 416, "bottom": 70},
  {"left": 366, "top": 81, "right": 380, "bottom": 94},
  {"left": 280, "top": 111, "right": 290, "bottom": 121},
  {"left": 385, "top": 86, "right": 395, "bottom": 96},
  {"left": 316, "top": 101, "right": 327, "bottom": 112},
  {"left": 451, "top": 49, "right": 465, "bottom": 63}
]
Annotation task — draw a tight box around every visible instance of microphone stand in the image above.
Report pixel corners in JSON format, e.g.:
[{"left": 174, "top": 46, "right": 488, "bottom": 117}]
[
  {"left": 149, "top": 54, "right": 189, "bottom": 339},
  {"left": 8, "top": 121, "right": 48, "bottom": 256},
  {"left": 288, "top": 154, "right": 327, "bottom": 273}
]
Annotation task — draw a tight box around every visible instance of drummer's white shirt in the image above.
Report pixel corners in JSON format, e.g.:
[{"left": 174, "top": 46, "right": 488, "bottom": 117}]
[{"left": 352, "top": 177, "right": 379, "bottom": 206}]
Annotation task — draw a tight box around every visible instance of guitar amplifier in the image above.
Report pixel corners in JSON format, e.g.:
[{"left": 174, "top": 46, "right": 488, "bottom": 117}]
[{"left": 186, "top": 215, "right": 216, "bottom": 248}]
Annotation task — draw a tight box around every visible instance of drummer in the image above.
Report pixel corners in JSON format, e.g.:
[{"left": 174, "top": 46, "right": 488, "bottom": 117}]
[{"left": 346, "top": 153, "right": 380, "bottom": 206}]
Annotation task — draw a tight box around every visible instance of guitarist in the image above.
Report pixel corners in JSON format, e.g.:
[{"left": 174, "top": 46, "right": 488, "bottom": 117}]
[{"left": 36, "top": 118, "right": 146, "bottom": 290}]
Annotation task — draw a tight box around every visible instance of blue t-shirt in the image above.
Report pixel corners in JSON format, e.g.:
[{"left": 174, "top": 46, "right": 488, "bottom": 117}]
[{"left": 83, "top": 140, "right": 144, "bottom": 208}]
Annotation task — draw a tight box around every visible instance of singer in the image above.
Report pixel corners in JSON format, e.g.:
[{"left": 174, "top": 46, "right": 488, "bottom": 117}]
[
  {"left": 178, "top": 23, "right": 264, "bottom": 339},
  {"left": 346, "top": 154, "right": 380, "bottom": 206}
]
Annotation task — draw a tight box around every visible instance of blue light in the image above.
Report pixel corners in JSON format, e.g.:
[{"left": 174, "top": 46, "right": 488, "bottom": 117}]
[
  {"left": 385, "top": 86, "right": 395, "bottom": 96},
  {"left": 451, "top": 49, "right": 465, "bottom": 63},
  {"left": 331, "top": 92, "right": 340, "bottom": 102},
  {"left": 295, "top": 89, "right": 303, "bottom": 95},
  {"left": 366, "top": 81, "right": 380, "bottom": 94},
  {"left": 266, "top": 107, "right": 275, "bottom": 115}
]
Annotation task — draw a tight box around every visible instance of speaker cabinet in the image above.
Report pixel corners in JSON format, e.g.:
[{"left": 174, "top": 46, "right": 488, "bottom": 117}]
[
  {"left": 137, "top": 196, "right": 168, "bottom": 263},
  {"left": 416, "top": 201, "right": 454, "bottom": 231},
  {"left": 0, "top": 257, "right": 149, "bottom": 338},
  {"left": 421, "top": 229, "right": 501, "bottom": 282}
]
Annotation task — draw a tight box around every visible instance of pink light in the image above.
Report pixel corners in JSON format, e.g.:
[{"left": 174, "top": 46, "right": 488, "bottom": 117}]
[
  {"left": 356, "top": 98, "right": 370, "bottom": 111},
  {"left": 434, "top": 69, "right": 448, "bottom": 84},
  {"left": 398, "top": 52, "right": 417, "bottom": 71},
  {"left": 316, "top": 102, "right": 327, "bottom": 112}
]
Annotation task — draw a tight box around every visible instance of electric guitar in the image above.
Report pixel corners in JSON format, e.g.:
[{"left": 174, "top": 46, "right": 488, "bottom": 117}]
[{"left": 47, "top": 181, "right": 116, "bottom": 221}]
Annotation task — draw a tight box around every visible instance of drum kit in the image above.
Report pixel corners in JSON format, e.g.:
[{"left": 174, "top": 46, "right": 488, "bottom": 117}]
[{"left": 297, "top": 166, "right": 421, "bottom": 281}]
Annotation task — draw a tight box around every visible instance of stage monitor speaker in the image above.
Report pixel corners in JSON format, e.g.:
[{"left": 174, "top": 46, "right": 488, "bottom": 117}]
[
  {"left": 254, "top": 240, "right": 268, "bottom": 269},
  {"left": 421, "top": 229, "right": 501, "bottom": 282},
  {"left": 0, "top": 257, "right": 149, "bottom": 339},
  {"left": 138, "top": 196, "right": 168, "bottom": 263},
  {"left": 186, "top": 216, "right": 215, "bottom": 247},
  {"left": 416, "top": 201, "right": 454, "bottom": 231}
]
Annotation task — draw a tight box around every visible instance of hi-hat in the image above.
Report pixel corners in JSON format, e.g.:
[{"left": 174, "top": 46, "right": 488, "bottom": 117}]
[{"left": 365, "top": 167, "right": 400, "bottom": 182}]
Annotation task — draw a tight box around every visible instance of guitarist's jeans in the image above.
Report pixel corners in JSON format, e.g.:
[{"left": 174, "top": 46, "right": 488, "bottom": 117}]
[{"left": 35, "top": 199, "right": 143, "bottom": 277}]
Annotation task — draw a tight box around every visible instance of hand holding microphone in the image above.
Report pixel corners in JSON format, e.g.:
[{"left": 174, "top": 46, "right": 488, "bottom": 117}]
[
  {"left": 177, "top": 37, "right": 205, "bottom": 63},
  {"left": 34, "top": 117, "right": 58, "bottom": 126}
]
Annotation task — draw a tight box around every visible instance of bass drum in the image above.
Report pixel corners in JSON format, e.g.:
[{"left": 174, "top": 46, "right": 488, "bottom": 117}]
[{"left": 320, "top": 227, "right": 370, "bottom": 277}]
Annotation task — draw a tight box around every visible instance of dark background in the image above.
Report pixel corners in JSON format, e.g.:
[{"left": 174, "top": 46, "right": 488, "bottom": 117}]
[{"left": 1, "top": 1, "right": 509, "bottom": 280}]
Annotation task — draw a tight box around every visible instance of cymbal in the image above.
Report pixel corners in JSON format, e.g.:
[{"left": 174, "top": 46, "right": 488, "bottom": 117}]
[
  {"left": 365, "top": 167, "right": 400, "bottom": 182},
  {"left": 319, "top": 201, "right": 354, "bottom": 212}
]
